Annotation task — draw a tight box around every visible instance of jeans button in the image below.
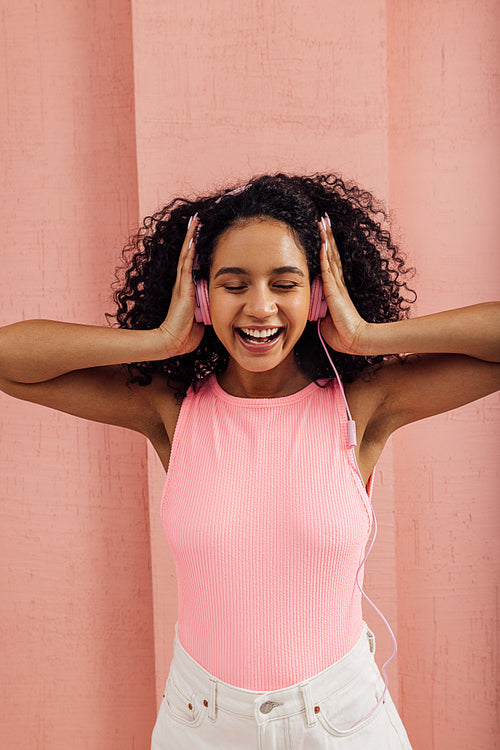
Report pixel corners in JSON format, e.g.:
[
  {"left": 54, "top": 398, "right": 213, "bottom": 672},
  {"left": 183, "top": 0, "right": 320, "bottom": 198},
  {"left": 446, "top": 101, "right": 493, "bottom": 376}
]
[{"left": 260, "top": 700, "right": 279, "bottom": 714}]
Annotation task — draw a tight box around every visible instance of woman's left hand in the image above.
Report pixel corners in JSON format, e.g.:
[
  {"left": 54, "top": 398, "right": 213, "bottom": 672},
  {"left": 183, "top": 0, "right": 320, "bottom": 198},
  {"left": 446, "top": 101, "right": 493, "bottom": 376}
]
[{"left": 317, "top": 215, "right": 369, "bottom": 355}]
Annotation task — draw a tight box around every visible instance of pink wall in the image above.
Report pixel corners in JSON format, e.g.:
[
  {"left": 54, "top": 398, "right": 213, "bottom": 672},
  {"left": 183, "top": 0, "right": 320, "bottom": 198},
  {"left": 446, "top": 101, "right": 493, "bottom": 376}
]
[
  {"left": 0, "top": 1, "right": 156, "bottom": 747},
  {"left": 1, "top": 1, "right": 498, "bottom": 748},
  {"left": 387, "top": 2, "right": 500, "bottom": 747}
]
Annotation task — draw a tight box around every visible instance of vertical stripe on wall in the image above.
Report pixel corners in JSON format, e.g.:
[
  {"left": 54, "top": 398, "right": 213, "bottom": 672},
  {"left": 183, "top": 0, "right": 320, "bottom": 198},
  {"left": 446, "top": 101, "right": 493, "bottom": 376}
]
[
  {"left": 387, "top": 1, "right": 500, "bottom": 747},
  {"left": 0, "top": 1, "right": 156, "bottom": 747}
]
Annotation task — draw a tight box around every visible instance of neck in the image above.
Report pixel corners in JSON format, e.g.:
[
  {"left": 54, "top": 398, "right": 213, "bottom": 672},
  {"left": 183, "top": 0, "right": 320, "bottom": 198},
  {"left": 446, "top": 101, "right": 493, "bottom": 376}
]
[{"left": 217, "top": 358, "right": 312, "bottom": 399}]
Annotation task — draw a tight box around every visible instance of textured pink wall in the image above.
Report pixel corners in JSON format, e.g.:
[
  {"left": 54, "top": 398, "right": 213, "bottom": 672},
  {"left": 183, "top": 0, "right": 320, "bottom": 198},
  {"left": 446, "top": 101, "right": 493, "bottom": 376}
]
[
  {"left": 2, "top": 1, "right": 498, "bottom": 748},
  {"left": 0, "top": 1, "right": 156, "bottom": 747},
  {"left": 387, "top": 2, "right": 500, "bottom": 747}
]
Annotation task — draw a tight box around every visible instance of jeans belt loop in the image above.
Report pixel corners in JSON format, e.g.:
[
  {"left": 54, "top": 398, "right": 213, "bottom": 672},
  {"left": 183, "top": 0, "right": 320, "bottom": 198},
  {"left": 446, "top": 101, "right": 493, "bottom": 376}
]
[
  {"left": 208, "top": 678, "right": 217, "bottom": 722},
  {"left": 300, "top": 682, "right": 317, "bottom": 727},
  {"left": 367, "top": 628, "right": 376, "bottom": 655}
]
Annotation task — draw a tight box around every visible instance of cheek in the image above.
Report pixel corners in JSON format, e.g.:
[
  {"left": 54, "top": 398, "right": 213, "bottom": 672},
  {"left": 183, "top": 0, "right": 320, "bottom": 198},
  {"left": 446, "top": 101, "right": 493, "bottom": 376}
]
[
  {"left": 209, "top": 292, "right": 232, "bottom": 319},
  {"left": 208, "top": 294, "right": 236, "bottom": 338},
  {"left": 286, "top": 289, "right": 311, "bottom": 318}
]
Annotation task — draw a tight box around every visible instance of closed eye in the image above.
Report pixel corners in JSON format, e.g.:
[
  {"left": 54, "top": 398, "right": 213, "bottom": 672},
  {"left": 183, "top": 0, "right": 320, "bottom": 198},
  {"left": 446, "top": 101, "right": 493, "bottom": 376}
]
[{"left": 224, "top": 284, "right": 297, "bottom": 291}]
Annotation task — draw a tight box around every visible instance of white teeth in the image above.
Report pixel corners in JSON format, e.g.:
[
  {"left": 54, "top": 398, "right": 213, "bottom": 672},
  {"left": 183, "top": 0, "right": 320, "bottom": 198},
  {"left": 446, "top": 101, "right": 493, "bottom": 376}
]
[{"left": 240, "top": 327, "right": 280, "bottom": 339}]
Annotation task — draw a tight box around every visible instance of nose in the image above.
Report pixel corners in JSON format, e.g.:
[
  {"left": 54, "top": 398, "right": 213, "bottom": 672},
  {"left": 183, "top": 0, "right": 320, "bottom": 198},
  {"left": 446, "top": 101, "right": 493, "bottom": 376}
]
[{"left": 243, "top": 284, "right": 278, "bottom": 318}]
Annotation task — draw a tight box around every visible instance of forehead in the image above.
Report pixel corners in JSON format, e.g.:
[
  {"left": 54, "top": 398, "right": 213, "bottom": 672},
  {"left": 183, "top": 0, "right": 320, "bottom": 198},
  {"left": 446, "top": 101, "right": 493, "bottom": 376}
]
[{"left": 211, "top": 219, "right": 307, "bottom": 268}]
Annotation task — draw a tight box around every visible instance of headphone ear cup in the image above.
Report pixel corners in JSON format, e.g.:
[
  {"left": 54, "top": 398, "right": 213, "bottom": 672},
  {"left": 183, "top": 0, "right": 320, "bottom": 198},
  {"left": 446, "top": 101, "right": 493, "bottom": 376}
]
[
  {"left": 194, "top": 278, "right": 212, "bottom": 325},
  {"left": 308, "top": 276, "right": 328, "bottom": 321}
]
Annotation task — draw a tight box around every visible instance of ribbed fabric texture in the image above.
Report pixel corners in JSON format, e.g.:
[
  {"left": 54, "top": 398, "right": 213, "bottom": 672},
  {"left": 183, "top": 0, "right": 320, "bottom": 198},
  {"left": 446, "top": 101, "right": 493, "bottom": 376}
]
[{"left": 161, "top": 373, "right": 373, "bottom": 691}]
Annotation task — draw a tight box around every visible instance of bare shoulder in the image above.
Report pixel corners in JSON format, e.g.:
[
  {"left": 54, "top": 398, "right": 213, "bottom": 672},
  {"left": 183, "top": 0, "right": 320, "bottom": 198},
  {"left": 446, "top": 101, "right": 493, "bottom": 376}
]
[
  {"left": 142, "top": 373, "right": 189, "bottom": 473},
  {"left": 146, "top": 372, "right": 187, "bottom": 444},
  {"left": 343, "top": 361, "right": 391, "bottom": 438},
  {"left": 343, "top": 359, "right": 412, "bottom": 485}
]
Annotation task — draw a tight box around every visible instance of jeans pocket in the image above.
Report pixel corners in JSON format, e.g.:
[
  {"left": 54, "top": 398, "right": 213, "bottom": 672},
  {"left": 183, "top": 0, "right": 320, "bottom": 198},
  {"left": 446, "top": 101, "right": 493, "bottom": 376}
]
[
  {"left": 162, "top": 672, "right": 208, "bottom": 728},
  {"left": 316, "top": 659, "right": 385, "bottom": 737}
]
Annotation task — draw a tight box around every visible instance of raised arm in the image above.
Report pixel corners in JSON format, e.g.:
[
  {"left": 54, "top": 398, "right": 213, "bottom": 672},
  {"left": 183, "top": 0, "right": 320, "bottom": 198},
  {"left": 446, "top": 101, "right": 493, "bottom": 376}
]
[
  {"left": 0, "top": 320, "right": 176, "bottom": 435},
  {"left": 317, "top": 215, "right": 500, "bottom": 440},
  {"left": 346, "top": 303, "right": 498, "bottom": 364},
  {"left": 0, "top": 320, "right": 168, "bottom": 384},
  {"left": 0, "top": 215, "right": 203, "bottom": 436}
]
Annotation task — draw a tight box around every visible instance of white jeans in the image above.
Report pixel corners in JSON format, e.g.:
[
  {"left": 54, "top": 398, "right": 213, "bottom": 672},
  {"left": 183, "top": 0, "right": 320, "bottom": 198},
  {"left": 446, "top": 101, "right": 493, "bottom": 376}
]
[{"left": 151, "top": 622, "right": 412, "bottom": 749}]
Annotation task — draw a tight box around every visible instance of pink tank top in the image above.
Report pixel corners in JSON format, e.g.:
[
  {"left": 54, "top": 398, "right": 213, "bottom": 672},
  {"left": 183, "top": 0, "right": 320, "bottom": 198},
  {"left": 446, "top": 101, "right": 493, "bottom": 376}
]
[{"left": 161, "top": 373, "right": 373, "bottom": 691}]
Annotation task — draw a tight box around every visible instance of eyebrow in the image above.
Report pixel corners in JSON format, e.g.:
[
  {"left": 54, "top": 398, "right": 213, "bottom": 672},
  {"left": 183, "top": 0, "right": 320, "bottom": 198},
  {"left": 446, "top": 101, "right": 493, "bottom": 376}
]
[{"left": 213, "top": 265, "right": 306, "bottom": 280}]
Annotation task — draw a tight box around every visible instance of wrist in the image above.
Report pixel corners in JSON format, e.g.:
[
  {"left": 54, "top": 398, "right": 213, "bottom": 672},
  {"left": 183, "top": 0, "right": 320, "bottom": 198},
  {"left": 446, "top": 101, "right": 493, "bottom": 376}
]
[
  {"left": 356, "top": 321, "right": 401, "bottom": 357},
  {"left": 147, "top": 327, "right": 181, "bottom": 360},
  {"left": 353, "top": 321, "right": 383, "bottom": 356}
]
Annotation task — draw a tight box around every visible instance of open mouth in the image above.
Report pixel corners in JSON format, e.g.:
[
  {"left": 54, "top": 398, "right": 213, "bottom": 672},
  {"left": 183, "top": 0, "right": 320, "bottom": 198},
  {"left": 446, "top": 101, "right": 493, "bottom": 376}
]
[{"left": 235, "top": 327, "right": 284, "bottom": 344}]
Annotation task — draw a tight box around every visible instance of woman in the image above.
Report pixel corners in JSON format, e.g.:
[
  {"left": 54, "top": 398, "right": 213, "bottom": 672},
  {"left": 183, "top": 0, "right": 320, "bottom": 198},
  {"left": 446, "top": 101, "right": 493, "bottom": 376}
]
[{"left": 1, "top": 173, "right": 498, "bottom": 749}]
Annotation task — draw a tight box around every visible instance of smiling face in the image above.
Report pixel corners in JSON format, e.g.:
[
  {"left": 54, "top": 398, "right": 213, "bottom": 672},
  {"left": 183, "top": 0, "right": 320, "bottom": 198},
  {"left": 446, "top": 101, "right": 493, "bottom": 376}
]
[{"left": 208, "top": 218, "right": 312, "bottom": 390}]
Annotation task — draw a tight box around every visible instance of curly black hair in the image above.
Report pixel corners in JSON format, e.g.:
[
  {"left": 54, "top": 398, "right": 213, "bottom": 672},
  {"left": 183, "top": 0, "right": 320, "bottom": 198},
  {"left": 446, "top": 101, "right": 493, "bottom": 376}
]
[{"left": 108, "top": 172, "right": 416, "bottom": 399}]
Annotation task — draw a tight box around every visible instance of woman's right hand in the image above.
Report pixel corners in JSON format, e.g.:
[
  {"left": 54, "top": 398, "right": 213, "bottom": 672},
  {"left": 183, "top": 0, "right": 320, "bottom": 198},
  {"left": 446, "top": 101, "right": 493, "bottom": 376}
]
[{"left": 155, "top": 214, "right": 206, "bottom": 358}]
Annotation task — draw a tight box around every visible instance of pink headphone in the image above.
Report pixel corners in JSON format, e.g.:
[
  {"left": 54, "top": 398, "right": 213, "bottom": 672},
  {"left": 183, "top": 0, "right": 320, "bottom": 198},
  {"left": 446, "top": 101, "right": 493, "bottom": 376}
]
[{"left": 193, "top": 259, "right": 328, "bottom": 325}]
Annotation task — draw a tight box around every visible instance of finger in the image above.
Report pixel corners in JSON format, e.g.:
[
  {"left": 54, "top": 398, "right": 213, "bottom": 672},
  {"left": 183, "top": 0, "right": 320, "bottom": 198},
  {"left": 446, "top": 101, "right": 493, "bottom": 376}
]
[
  {"left": 319, "top": 216, "right": 344, "bottom": 280},
  {"left": 319, "top": 227, "right": 347, "bottom": 305},
  {"left": 329, "top": 238, "right": 344, "bottom": 282},
  {"left": 318, "top": 218, "right": 335, "bottom": 272},
  {"left": 319, "top": 228, "right": 337, "bottom": 288},
  {"left": 184, "top": 213, "right": 199, "bottom": 253},
  {"left": 177, "top": 214, "right": 200, "bottom": 279},
  {"left": 318, "top": 219, "right": 330, "bottom": 268},
  {"left": 318, "top": 217, "right": 328, "bottom": 247}
]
